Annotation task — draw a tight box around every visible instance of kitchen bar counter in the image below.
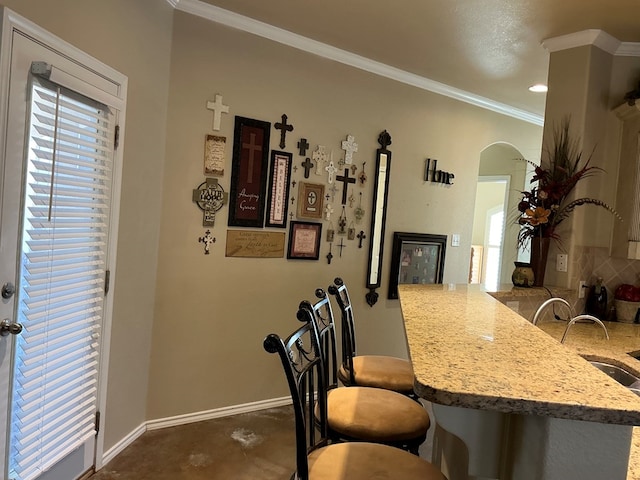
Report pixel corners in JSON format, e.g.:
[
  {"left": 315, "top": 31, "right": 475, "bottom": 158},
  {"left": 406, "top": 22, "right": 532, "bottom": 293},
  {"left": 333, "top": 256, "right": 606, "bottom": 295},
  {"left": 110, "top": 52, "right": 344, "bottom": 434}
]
[
  {"left": 398, "top": 283, "right": 639, "bottom": 480},
  {"left": 398, "top": 283, "right": 640, "bottom": 424}
]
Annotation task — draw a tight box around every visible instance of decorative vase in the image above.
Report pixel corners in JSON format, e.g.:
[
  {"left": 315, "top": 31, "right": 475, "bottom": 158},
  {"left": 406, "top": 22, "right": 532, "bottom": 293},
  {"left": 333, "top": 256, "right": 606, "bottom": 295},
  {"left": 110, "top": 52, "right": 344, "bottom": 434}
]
[
  {"left": 512, "top": 262, "right": 534, "bottom": 287},
  {"left": 530, "top": 237, "right": 550, "bottom": 287}
]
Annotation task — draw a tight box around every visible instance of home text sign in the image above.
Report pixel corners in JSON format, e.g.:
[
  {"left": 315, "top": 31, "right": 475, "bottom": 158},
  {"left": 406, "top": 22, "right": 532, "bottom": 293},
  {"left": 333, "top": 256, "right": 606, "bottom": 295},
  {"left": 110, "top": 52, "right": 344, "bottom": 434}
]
[
  {"left": 424, "top": 158, "right": 455, "bottom": 185},
  {"left": 225, "top": 230, "right": 285, "bottom": 258}
]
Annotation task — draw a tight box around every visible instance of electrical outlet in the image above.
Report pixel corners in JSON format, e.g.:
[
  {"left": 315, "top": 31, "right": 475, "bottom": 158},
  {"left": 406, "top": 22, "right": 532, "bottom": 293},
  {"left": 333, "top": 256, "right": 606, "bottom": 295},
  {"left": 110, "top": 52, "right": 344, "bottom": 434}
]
[
  {"left": 556, "top": 253, "right": 568, "bottom": 272},
  {"left": 579, "top": 280, "right": 587, "bottom": 299}
]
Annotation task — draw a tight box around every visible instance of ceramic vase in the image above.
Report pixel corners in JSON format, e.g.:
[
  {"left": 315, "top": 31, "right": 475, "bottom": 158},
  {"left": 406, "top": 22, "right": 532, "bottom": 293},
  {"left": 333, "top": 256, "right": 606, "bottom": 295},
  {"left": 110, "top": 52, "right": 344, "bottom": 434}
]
[
  {"left": 512, "top": 262, "right": 534, "bottom": 287},
  {"left": 530, "top": 236, "right": 550, "bottom": 287}
]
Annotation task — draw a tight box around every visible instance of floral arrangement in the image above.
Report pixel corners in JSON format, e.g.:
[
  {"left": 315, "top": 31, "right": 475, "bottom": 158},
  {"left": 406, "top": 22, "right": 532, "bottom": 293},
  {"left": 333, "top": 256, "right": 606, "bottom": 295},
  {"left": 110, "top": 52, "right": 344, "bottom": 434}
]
[{"left": 517, "top": 118, "right": 620, "bottom": 248}]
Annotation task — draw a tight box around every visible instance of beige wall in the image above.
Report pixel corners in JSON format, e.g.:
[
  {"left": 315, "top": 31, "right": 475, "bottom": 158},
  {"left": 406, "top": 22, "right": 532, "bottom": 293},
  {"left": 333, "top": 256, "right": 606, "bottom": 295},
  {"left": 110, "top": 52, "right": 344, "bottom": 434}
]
[
  {"left": 146, "top": 11, "right": 543, "bottom": 419},
  {"left": 0, "top": 0, "right": 174, "bottom": 450}
]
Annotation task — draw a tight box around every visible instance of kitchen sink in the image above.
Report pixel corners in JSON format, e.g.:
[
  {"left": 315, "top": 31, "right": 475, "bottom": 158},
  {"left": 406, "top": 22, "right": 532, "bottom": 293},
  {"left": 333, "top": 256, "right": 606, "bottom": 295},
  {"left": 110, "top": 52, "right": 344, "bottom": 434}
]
[{"left": 589, "top": 360, "right": 640, "bottom": 395}]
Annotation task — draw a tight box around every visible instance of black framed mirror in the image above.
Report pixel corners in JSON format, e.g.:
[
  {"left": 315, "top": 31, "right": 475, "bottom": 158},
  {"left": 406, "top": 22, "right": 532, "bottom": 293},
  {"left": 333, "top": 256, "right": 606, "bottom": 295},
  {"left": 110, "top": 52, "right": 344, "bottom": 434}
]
[{"left": 365, "top": 131, "right": 392, "bottom": 306}]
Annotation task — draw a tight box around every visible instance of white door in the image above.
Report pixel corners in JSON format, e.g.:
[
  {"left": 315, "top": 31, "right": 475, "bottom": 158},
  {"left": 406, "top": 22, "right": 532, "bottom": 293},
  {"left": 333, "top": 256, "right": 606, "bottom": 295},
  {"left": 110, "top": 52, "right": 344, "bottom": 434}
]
[{"left": 0, "top": 14, "right": 125, "bottom": 480}]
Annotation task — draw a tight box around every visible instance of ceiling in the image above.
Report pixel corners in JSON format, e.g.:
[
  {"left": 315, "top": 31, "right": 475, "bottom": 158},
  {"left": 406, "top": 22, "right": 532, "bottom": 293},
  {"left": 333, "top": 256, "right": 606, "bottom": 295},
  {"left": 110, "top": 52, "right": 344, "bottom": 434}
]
[{"left": 188, "top": 0, "right": 640, "bottom": 123}]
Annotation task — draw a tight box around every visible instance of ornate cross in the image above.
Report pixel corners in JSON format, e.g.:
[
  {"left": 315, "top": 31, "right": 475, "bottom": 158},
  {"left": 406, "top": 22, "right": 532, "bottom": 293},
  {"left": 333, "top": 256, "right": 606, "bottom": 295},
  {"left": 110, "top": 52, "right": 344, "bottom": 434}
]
[
  {"left": 297, "top": 138, "right": 310, "bottom": 156},
  {"left": 336, "top": 168, "right": 356, "bottom": 205},
  {"left": 325, "top": 160, "right": 338, "bottom": 184},
  {"left": 275, "top": 114, "right": 294, "bottom": 149},
  {"left": 192, "top": 178, "right": 228, "bottom": 226},
  {"left": 206, "top": 94, "right": 229, "bottom": 131},
  {"left": 326, "top": 244, "right": 333, "bottom": 264},
  {"left": 357, "top": 230, "right": 366, "bottom": 248},
  {"left": 341, "top": 134, "right": 358, "bottom": 164},
  {"left": 328, "top": 183, "right": 339, "bottom": 202},
  {"left": 242, "top": 133, "right": 261, "bottom": 183},
  {"left": 338, "top": 207, "right": 347, "bottom": 235},
  {"left": 324, "top": 203, "right": 334, "bottom": 220},
  {"left": 312, "top": 146, "right": 328, "bottom": 175},
  {"left": 301, "top": 157, "right": 314, "bottom": 178},
  {"left": 199, "top": 229, "right": 216, "bottom": 255}
]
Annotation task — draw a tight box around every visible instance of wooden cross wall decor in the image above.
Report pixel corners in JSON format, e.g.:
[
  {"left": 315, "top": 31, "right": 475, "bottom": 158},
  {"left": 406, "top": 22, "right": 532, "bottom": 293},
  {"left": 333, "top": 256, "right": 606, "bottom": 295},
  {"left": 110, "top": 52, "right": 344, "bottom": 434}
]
[
  {"left": 206, "top": 94, "right": 229, "bottom": 131},
  {"left": 301, "top": 157, "right": 314, "bottom": 178},
  {"left": 335, "top": 168, "right": 356, "bottom": 205},
  {"left": 297, "top": 138, "right": 310, "bottom": 156},
  {"left": 275, "top": 114, "right": 294, "bottom": 149}
]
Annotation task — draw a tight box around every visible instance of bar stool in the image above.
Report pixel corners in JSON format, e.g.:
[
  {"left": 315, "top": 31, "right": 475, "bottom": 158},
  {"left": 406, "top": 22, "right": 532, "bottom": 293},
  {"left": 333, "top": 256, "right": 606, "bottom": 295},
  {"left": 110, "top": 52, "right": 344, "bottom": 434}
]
[
  {"left": 263, "top": 309, "right": 447, "bottom": 480},
  {"left": 328, "top": 277, "right": 415, "bottom": 395},
  {"left": 300, "top": 289, "right": 431, "bottom": 454}
]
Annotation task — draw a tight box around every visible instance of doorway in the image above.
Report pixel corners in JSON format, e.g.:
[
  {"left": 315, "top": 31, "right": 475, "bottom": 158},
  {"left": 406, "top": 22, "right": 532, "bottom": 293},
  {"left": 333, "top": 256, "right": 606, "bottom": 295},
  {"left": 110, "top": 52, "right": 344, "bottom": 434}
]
[{"left": 0, "top": 9, "right": 126, "bottom": 480}]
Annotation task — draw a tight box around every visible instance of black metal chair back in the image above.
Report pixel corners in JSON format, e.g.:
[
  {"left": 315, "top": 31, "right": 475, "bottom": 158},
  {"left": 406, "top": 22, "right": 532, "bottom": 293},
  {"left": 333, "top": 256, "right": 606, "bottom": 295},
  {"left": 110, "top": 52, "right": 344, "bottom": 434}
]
[
  {"left": 327, "top": 277, "right": 358, "bottom": 385},
  {"left": 263, "top": 307, "right": 329, "bottom": 480}
]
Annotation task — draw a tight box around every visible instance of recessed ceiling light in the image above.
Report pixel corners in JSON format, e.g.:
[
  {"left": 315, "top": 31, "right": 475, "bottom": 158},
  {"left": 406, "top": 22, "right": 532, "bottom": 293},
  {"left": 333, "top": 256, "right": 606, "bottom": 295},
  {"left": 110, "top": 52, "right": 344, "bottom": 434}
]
[{"left": 529, "top": 84, "right": 548, "bottom": 93}]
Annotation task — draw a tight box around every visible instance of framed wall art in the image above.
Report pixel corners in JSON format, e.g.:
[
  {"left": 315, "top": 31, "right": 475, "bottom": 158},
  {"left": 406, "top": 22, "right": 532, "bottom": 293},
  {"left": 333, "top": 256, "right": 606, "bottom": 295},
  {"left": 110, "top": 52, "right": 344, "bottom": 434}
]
[
  {"left": 204, "top": 134, "right": 226, "bottom": 176},
  {"left": 287, "top": 221, "right": 322, "bottom": 260},
  {"left": 228, "top": 116, "right": 271, "bottom": 227},
  {"left": 388, "top": 232, "right": 447, "bottom": 299},
  {"left": 297, "top": 182, "right": 324, "bottom": 220},
  {"left": 265, "top": 150, "right": 292, "bottom": 228}
]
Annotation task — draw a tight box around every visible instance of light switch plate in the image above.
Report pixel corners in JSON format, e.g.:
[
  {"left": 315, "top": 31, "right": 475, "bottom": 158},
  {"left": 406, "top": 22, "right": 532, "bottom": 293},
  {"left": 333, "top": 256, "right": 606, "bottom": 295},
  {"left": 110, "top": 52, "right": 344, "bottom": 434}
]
[
  {"left": 451, "top": 234, "right": 460, "bottom": 247},
  {"left": 556, "top": 253, "right": 568, "bottom": 272}
]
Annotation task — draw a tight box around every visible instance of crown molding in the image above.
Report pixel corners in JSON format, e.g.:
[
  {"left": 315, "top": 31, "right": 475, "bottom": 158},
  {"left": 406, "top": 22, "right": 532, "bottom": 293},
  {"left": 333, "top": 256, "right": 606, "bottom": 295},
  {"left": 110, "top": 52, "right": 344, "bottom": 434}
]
[
  {"left": 167, "top": 0, "right": 543, "bottom": 126},
  {"left": 543, "top": 29, "right": 640, "bottom": 57}
]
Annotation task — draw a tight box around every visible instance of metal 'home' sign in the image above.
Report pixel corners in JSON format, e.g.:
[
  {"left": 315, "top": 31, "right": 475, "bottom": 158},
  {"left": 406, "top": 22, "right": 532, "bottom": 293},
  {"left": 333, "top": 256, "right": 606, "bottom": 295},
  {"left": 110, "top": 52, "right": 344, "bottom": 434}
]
[{"left": 424, "top": 158, "right": 454, "bottom": 185}]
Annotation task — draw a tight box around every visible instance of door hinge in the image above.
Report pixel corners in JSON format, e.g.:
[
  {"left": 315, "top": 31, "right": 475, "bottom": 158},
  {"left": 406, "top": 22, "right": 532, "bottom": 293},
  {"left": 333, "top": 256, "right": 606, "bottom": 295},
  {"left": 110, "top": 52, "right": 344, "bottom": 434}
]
[
  {"left": 95, "top": 411, "right": 101, "bottom": 434},
  {"left": 114, "top": 125, "right": 120, "bottom": 149},
  {"left": 104, "top": 269, "right": 111, "bottom": 295}
]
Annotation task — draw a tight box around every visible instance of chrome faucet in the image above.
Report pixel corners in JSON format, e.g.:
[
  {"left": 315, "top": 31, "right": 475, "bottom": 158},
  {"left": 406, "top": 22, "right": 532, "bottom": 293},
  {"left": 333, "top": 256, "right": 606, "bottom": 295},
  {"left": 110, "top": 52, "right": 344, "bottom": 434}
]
[
  {"left": 560, "top": 314, "right": 610, "bottom": 344},
  {"left": 531, "top": 297, "right": 576, "bottom": 326}
]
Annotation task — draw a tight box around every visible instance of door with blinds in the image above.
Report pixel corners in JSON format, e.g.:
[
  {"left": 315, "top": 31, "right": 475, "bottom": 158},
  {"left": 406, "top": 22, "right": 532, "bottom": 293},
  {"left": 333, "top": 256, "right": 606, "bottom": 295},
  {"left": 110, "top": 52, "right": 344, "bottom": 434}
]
[{"left": 0, "top": 14, "right": 125, "bottom": 480}]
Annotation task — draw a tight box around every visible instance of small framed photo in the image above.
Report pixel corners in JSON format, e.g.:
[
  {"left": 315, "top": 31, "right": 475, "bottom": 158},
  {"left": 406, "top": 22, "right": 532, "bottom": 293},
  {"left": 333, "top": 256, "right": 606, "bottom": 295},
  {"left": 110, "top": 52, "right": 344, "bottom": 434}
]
[
  {"left": 204, "top": 134, "right": 226, "bottom": 176},
  {"left": 265, "top": 150, "right": 292, "bottom": 228},
  {"left": 228, "top": 116, "right": 271, "bottom": 228},
  {"left": 388, "top": 232, "right": 447, "bottom": 299},
  {"left": 287, "top": 221, "right": 322, "bottom": 260},
  {"left": 297, "top": 182, "right": 324, "bottom": 219}
]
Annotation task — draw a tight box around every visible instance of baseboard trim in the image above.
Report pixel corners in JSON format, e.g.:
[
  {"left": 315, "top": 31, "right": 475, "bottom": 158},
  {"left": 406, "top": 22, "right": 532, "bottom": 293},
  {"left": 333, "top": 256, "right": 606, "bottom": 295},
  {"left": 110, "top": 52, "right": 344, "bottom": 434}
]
[
  {"left": 102, "top": 422, "right": 146, "bottom": 466},
  {"left": 100, "top": 396, "right": 292, "bottom": 468},
  {"left": 146, "top": 396, "right": 292, "bottom": 431}
]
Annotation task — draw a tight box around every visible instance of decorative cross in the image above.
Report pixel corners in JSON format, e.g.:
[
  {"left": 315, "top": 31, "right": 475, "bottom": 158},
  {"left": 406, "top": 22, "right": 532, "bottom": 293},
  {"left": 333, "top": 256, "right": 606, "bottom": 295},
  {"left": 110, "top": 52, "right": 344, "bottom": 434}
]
[
  {"left": 275, "top": 114, "right": 294, "bottom": 149},
  {"left": 242, "top": 133, "right": 262, "bottom": 183},
  {"left": 325, "top": 160, "right": 338, "bottom": 184},
  {"left": 206, "top": 94, "right": 229, "bottom": 131},
  {"left": 312, "top": 146, "right": 328, "bottom": 175},
  {"left": 359, "top": 162, "right": 367, "bottom": 186},
  {"left": 301, "top": 157, "right": 314, "bottom": 178},
  {"left": 341, "top": 134, "right": 358, "bottom": 164},
  {"left": 289, "top": 212, "right": 294, "bottom": 220},
  {"left": 291, "top": 196, "right": 295, "bottom": 205},
  {"left": 338, "top": 207, "right": 347, "bottom": 235},
  {"left": 351, "top": 164, "right": 358, "bottom": 174},
  {"left": 357, "top": 230, "right": 366, "bottom": 248},
  {"left": 348, "top": 193, "right": 355, "bottom": 208},
  {"left": 335, "top": 168, "right": 356, "bottom": 205},
  {"left": 192, "top": 178, "right": 229, "bottom": 226},
  {"left": 324, "top": 203, "right": 334, "bottom": 220},
  {"left": 199, "top": 229, "right": 216, "bottom": 255},
  {"left": 337, "top": 238, "right": 347, "bottom": 257},
  {"left": 378, "top": 130, "right": 392, "bottom": 149},
  {"left": 326, "top": 244, "right": 333, "bottom": 265},
  {"left": 325, "top": 193, "right": 331, "bottom": 202},
  {"left": 292, "top": 180, "right": 297, "bottom": 188},
  {"left": 328, "top": 183, "right": 339, "bottom": 202},
  {"left": 297, "top": 138, "right": 310, "bottom": 156}
]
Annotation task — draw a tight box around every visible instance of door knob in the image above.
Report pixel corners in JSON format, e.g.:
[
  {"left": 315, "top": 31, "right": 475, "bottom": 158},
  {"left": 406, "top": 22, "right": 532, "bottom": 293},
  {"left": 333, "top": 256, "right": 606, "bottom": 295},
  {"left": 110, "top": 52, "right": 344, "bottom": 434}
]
[
  {"left": 0, "top": 319, "right": 23, "bottom": 336},
  {"left": 1, "top": 282, "right": 15, "bottom": 299}
]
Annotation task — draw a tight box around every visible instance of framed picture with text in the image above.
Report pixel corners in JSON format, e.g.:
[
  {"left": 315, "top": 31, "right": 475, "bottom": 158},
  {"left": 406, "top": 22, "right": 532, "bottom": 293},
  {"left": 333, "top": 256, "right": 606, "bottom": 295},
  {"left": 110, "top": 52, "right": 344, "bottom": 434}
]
[
  {"left": 265, "top": 150, "right": 292, "bottom": 228},
  {"left": 287, "top": 221, "right": 322, "bottom": 260},
  {"left": 228, "top": 116, "right": 271, "bottom": 227}
]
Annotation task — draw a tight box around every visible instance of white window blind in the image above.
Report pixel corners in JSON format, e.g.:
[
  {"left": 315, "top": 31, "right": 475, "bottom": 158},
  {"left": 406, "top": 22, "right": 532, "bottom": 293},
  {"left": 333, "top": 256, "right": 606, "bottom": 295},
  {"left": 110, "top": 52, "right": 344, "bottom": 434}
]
[{"left": 9, "top": 76, "right": 114, "bottom": 480}]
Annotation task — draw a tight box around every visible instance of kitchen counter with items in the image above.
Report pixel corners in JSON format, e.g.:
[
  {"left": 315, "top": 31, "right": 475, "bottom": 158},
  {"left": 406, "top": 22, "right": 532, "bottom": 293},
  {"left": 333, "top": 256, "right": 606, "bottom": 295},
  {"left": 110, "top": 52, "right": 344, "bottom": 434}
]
[{"left": 398, "top": 283, "right": 640, "bottom": 480}]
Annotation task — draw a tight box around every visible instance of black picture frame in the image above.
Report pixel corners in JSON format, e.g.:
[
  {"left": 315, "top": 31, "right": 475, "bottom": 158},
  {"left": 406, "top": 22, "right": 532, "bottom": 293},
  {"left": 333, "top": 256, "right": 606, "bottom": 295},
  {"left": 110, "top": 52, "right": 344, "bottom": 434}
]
[
  {"left": 287, "top": 221, "right": 322, "bottom": 260},
  {"left": 228, "top": 116, "right": 271, "bottom": 227},
  {"left": 388, "top": 232, "right": 447, "bottom": 299},
  {"left": 265, "top": 150, "right": 292, "bottom": 228}
]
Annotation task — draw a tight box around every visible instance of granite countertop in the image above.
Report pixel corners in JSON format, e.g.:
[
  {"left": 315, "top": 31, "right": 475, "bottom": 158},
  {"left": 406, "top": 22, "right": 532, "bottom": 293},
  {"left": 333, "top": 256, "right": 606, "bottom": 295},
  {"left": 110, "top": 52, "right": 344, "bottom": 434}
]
[{"left": 398, "top": 283, "right": 640, "bottom": 425}]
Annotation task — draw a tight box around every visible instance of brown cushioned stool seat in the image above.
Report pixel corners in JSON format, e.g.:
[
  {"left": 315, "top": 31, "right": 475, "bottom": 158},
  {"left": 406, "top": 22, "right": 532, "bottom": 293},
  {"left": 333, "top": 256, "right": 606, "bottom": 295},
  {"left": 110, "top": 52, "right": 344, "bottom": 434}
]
[
  {"left": 308, "top": 442, "right": 446, "bottom": 480},
  {"left": 327, "top": 386, "right": 430, "bottom": 442},
  {"left": 338, "top": 355, "right": 414, "bottom": 394}
]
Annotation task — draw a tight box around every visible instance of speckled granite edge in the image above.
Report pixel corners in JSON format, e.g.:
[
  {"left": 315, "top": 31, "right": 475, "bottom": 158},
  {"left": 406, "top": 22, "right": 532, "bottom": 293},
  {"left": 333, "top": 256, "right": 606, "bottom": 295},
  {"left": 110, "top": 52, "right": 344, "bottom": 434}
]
[{"left": 399, "top": 284, "right": 640, "bottom": 426}]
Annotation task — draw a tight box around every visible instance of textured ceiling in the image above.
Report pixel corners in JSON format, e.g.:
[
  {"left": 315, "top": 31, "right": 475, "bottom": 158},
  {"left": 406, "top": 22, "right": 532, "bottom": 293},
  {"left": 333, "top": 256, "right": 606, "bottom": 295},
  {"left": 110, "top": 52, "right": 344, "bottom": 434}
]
[{"left": 198, "top": 0, "right": 640, "bottom": 118}]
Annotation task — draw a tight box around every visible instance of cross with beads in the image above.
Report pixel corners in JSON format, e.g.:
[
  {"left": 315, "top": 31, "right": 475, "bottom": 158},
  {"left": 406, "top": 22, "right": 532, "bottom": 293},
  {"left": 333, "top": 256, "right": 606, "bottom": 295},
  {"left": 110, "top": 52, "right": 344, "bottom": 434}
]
[{"left": 206, "top": 94, "right": 229, "bottom": 131}]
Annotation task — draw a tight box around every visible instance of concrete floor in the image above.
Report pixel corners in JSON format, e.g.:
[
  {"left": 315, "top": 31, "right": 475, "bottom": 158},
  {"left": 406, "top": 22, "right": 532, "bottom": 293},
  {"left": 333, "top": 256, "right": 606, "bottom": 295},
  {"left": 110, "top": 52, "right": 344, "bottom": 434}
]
[
  {"left": 91, "top": 406, "right": 296, "bottom": 480},
  {"left": 91, "top": 402, "right": 435, "bottom": 480}
]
